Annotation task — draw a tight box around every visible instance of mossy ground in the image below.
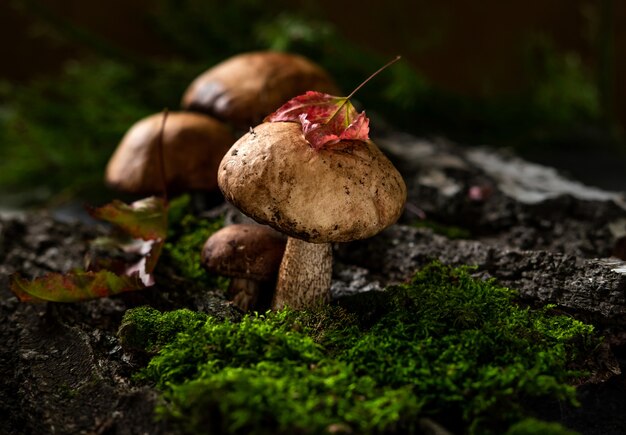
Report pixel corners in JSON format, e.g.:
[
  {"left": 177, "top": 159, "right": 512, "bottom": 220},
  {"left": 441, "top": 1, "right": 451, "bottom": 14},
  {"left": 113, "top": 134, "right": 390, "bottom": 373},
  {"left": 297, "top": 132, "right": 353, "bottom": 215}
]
[
  {"left": 120, "top": 262, "right": 596, "bottom": 434},
  {"left": 160, "top": 195, "right": 229, "bottom": 291}
]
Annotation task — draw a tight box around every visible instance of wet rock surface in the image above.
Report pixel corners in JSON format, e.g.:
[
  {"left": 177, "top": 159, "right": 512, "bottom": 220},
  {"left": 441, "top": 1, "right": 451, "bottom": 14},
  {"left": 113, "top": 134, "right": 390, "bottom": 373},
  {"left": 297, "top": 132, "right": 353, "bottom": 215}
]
[
  {"left": 378, "top": 133, "right": 626, "bottom": 259},
  {"left": 335, "top": 225, "right": 626, "bottom": 328},
  {"left": 2, "top": 133, "right": 626, "bottom": 434}
]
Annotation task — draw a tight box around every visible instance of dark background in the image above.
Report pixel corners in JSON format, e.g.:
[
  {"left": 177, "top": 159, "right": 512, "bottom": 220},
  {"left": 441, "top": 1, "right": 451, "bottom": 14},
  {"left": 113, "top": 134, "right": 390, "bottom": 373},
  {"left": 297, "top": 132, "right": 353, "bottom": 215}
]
[
  {"left": 2, "top": 1, "right": 624, "bottom": 114},
  {"left": 1, "top": 0, "right": 625, "bottom": 202}
]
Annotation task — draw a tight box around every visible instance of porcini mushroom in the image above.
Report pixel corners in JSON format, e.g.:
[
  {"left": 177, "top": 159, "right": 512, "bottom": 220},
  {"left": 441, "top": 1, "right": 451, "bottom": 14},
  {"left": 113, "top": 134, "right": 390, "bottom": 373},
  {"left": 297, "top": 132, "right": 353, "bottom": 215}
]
[
  {"left": 201, "top": 224, "right": 287, "bottom": 311},
  {"left": 218, "top": 122, "right": 406, "bottom": 309},
  {"left": 106, "top": 111, "right": 235, "bottom": 195},
  {"left": 181, "top": 52, "right": 340, "bottom": 129}
]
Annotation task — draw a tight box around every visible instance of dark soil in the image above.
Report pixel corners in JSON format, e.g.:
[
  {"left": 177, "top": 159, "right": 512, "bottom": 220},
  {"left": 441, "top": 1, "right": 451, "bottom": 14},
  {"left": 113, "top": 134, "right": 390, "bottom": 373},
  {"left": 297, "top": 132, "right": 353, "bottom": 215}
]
[{"left": 2, "top": 133, "right": 626, "bottom": 434}]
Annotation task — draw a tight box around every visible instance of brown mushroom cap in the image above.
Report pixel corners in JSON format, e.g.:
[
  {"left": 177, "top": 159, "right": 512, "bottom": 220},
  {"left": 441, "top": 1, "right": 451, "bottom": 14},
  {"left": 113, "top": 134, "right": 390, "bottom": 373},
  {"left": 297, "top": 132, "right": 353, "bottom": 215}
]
[
  {"left": 181, "top": 51, "right": 340, "bottom": 129},
  {"left": 218, "top": 122, "right": 407, "bottom": 243},
  {"left": 105, "top": 111, "right": 235, "bottom": 194},
  {"left": 201, "top": 224, "right": 287, "bottom": 281}
]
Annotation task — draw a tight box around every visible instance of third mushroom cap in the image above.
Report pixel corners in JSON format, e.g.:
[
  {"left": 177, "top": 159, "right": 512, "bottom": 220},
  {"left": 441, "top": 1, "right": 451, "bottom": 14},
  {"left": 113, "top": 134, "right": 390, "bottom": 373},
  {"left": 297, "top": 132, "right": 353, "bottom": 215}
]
[{"left": 105, "top": 111, "right": 234, "bottom": 195}]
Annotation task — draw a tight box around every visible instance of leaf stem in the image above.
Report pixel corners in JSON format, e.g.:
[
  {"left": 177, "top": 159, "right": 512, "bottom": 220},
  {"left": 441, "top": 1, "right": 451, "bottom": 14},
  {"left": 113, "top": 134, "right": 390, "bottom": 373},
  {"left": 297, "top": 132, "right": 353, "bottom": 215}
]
[
  {"left": 346, "top": 55, "right": 402, "bottom": 100},
  {"left": 157, "top": 108, "right": 169, "bottom": 204}
]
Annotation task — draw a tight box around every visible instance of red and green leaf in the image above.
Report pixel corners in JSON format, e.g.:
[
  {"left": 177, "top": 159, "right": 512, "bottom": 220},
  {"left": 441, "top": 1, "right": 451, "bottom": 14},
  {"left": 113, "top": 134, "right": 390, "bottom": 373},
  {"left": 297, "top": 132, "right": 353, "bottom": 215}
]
[
  {"left": 264, "top": 55, "right": 401, "bottom": 150},
  {"left": 10, "top": 270, "right": 146, "bottom": 303},
  {"left": 265, "top": 91, "right": 369, "bottom": 150},
  {"left": 88, "top": 196, "right": 167, "bottom": 240},
  {"left": 11, "top": 196, "right": 169, "bottom": 303}
]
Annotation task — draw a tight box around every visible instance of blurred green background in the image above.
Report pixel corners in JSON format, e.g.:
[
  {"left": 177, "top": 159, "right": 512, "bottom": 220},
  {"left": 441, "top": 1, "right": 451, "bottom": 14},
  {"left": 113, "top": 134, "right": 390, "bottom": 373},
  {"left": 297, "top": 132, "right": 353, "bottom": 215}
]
[{"left": 1, "top": 0, "right": 625, "bottom": 208}]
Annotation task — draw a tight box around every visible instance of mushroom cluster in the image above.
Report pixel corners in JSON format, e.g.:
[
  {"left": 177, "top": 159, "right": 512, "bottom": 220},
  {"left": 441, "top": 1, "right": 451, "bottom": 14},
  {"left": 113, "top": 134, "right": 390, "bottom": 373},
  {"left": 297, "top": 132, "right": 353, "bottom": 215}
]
[
  {"left": 105, "top": 52, "right": 345, "bottom": 310},
  {"left": 218, "top": 122, "right": 407, "bottom": 309},
  {"left": 106, "top": 51, "right": 339, "bottom": 197}
]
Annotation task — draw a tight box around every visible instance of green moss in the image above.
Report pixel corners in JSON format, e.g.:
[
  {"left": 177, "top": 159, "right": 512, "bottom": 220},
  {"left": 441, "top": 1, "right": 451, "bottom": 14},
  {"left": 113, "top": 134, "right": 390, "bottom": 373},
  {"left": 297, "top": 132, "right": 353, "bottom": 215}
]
[
  {"left": 118, "top": 306, "right": 208, "bottom": 354},
  {"left": 163, "top": 365, "right": 421, "bottom": 435},
  {"left": 340, "top": 263, "right": 594, "bottom": 432},
  {"left": 122, "top": 262, "right": 596, "bottom": 434},
  {"left": 128, "top": 309, "right": 421, "bottom": 434},
  {"left": 0, "top": 61, "right": 150, "bottom": 200},
  {"left": 0, "top": 56, "right": 208, "bottom": 203},
  {"left": 505, "top": 418, "right": 578, "bottom": 435},
  {"left": 160, "top": 195, "right": 229, "bottom": 291},
  {"left": 412, "top": 220, "right": 472, "bottom": 239}
]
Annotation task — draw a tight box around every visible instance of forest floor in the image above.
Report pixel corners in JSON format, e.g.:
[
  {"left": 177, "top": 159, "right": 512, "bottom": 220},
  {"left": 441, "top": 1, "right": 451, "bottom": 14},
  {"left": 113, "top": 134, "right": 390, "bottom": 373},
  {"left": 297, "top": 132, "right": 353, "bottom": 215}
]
[{"left": 1, "top": 132, "right": 626, "bottom": 434}]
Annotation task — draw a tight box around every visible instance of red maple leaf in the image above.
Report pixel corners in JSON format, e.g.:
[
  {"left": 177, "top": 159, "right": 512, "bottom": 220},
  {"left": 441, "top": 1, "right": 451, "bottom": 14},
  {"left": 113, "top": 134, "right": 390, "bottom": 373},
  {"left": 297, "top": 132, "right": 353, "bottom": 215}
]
[
  {"left": 265, "top": 91, "right": 369, "bottom": 150},
  {"left": 265, "top": 56, "right": 400, "bottom": 150}
]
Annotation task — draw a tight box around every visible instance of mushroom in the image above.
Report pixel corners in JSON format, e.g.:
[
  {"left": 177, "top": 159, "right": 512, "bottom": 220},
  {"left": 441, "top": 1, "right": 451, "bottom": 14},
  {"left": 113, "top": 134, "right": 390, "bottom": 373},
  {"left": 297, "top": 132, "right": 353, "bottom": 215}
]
[
  {"left": 106, "top": 111, "right": 235, "bottom": 195},
  {"left": 218, "top": 122, "right": 406, "bottom": 309},
  {"left": 181, "top": 51, "right": 340, "bottom": 130},
  {"left": 201, "top": 224, "right": 287, "bottom": 311}
]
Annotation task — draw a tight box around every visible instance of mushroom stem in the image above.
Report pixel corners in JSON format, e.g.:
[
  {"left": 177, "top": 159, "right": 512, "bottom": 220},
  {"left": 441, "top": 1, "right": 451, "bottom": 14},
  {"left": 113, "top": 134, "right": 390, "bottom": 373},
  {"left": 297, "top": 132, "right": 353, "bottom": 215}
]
[
  {"left": 229, "top": 278, "right": 261, "bottom": 312},
  {"left": 272, "top": 237, "right": 332, "bottom": 310}
]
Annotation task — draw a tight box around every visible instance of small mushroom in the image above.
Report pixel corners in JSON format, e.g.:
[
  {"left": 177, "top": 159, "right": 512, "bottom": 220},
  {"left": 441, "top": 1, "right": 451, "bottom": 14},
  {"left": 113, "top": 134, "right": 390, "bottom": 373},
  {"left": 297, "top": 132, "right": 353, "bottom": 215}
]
[
  {"left": 181, "top": 51, "right": 340, "bottom": 129},
  {"left": 218, "top": 122, "right": 406, "bottom": 309},
  {"left": 201, "top": 224, "right": 287, "bottom": 311},
  {"left": 106, "top": 111, "right": 235, "bottom": 195}
]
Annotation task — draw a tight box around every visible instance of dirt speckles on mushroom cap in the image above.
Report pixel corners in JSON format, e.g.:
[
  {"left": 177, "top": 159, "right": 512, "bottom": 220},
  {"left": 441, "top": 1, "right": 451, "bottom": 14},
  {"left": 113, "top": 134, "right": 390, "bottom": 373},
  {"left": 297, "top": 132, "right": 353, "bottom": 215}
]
[{"left": 218, "top": 122, "right": 407, "bottom": 243}]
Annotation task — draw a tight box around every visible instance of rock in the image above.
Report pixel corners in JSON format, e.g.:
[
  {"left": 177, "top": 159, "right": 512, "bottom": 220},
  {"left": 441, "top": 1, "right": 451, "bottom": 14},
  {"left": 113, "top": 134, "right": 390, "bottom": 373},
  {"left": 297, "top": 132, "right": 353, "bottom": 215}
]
[
  {"left": 330, "top": 264, "right": 383, "bottom": 299},
  {"left": 465, "top": 148, "right": 624, "bottom": 205},
  {"left": 336, "top": 224, "right": 626, "bottom": 327},
  {"left": 16, "top": 308, "right": 169, "bottom": 434},
  {"left": 376, "top": 132, "right": 626, "bottom": 258}
]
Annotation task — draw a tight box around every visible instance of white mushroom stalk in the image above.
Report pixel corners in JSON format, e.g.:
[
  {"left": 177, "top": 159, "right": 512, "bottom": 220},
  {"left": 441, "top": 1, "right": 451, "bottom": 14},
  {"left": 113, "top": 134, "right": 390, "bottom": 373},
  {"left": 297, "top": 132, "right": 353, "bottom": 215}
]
[{"left": 273, "top": 238, "right": 332, "bottom": 310}]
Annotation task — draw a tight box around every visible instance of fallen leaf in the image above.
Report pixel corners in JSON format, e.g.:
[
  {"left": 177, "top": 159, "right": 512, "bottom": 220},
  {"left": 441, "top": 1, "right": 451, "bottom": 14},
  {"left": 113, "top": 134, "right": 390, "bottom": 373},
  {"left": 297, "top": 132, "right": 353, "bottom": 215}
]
[
  {"left": 10, "top": 270, "right": 146, "bottom": 303},
  {"left": 468, "top": 185, "right": 494, "bottom": 202},
  {"left": 265, "top": 91, "right": 369, "bottom": 150},
  {"left": 12, "top": 196, "right": 169, "bottom": 303},
  {"left": 124, "top": 239, "right": 164, "bottom": 287},
  {"left": 88, "top": 196, "right": 167, "bottom": 240},
  {"left": 88, "top": 196, "right": 167, "bottom": 287},
  {"left": 86, "top": 237, "right": 163, "bottom": 286}
]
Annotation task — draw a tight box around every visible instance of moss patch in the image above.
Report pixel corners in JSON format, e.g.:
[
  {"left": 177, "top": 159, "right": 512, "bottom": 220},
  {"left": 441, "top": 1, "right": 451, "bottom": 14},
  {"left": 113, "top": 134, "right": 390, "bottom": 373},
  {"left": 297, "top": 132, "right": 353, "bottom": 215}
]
[
  {"left": 121, "top": 262, "right": 596, "bottom": 434},
  {"left": 0, "top": 59, "right": 208, "bottom": 203},
  {"left": 412, "top": 219, "right": 471, "bottom": 239},
  {"left": 160, "top": 195, "right": 229, "bottom": 291},
  {"left": 505, "top": 418, "right": 579, "bottom": 435}
]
